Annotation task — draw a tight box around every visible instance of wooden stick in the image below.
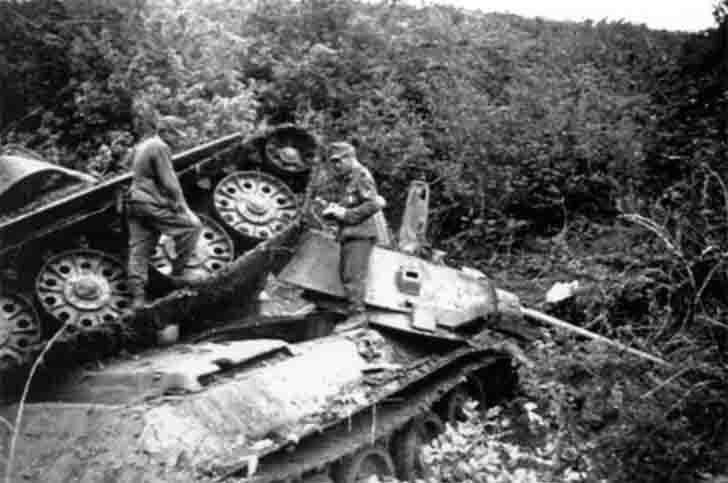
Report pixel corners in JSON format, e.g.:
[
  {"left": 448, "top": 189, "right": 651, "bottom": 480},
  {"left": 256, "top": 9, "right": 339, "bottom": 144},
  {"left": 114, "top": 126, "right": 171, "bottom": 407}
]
[{"left": 520, "top": 307, "right": 673, "bottom": 368}]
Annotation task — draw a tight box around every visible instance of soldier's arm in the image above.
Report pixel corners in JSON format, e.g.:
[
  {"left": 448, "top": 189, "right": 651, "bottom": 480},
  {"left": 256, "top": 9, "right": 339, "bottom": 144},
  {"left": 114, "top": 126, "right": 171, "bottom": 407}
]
[
  {"left": 152, "top": 142, "right": 187, "bottom": 211},
  {"left": 339, "top": 175, "right": 383, "bottom": 225}
]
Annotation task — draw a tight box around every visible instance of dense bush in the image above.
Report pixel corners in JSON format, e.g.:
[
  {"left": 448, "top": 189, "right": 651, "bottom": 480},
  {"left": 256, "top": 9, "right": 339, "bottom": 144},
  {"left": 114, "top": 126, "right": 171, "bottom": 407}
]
[
  {"left": 3, "top": 0, "right": 728, "bottom": 480},
  {"left": 1, "top": 0, "right": 695, "bottom": 239}
]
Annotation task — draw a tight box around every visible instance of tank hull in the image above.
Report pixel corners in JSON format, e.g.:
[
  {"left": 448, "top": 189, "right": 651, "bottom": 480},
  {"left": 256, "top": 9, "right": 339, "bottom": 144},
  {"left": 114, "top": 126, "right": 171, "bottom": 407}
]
[
  {"left": 0, "top": 325, "right": 516, "bottom": 483},
  {"left": 0, "top": 131, "right": 531, "bottom": 483}
]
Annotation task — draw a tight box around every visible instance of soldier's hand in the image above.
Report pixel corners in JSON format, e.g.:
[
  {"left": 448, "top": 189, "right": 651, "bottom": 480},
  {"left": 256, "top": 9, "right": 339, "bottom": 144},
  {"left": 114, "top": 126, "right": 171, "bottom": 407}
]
[
  {"left": 374, "top": 195, "right": 386, "bottom": 209},
  {"left": 322, "top": 203, "right": 346, "bottom": 220}
]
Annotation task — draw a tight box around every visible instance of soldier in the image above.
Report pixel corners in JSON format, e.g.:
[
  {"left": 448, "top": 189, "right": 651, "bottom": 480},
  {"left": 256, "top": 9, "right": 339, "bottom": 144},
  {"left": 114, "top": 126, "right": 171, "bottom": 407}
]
[
  {"left": 322, "top": 142, "right": 386, "bottom": 317},
  {"left": 125, "top": 116, "right": 202, "bottom": 310}
]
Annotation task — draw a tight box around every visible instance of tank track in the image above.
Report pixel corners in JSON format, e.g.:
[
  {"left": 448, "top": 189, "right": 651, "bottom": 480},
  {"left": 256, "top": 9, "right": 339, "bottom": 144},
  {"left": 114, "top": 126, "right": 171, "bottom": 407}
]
[{"left": 219, "top": 342, "right": 517, "bottom": 482}]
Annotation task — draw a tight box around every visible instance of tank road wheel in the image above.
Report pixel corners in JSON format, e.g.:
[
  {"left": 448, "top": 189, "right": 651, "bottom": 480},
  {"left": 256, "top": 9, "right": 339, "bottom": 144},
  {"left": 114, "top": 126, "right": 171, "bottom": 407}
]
[
  {"left": 392, "top": 411, "right": 444, "bottom": 481},
  {"left": 0, "top": 292, "right": 41, "bottom": 368},
  {"left": 35, "top": 250, "right": 132, "bottom": 331},
  {"left": 214, "top": 171, "right": 298, "bottom": 242},
  {"left": 332, "top": 446, "right": 396, "bottom": 483},
  {"left": 263, "top": 125, "right": 317, "bottom": 179},
  {"left": 151, "top": 214, "right": 234, "bottom": 279}
]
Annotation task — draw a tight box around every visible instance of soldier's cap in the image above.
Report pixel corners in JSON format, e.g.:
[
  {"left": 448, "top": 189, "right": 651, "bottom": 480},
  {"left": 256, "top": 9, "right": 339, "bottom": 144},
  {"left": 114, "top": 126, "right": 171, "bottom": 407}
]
[{"left": 328, "top": 142, "right": 356, "bottom": 161}]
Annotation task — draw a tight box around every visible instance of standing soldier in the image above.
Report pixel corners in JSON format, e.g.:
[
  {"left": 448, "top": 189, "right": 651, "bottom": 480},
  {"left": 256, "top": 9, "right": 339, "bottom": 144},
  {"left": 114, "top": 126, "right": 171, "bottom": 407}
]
[
  {"left": 125, "top": 116, "right": 203, "bottom": 311},
  {"left": 322, "top": 142, "right": 386, "bottom": 318}
]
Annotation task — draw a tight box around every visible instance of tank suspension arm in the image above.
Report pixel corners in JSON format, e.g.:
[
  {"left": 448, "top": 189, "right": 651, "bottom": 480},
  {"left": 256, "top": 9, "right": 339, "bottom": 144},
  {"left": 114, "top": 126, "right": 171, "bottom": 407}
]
[{"left": 519, "top": 306, "right": 672, "bottom": 368}]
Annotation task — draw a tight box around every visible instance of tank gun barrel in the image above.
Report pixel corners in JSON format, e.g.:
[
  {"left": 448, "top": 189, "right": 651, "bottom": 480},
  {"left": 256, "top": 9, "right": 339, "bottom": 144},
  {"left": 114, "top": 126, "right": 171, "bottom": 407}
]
[{"left": 496, "top": 288, "right": 671, "bottom": 367}]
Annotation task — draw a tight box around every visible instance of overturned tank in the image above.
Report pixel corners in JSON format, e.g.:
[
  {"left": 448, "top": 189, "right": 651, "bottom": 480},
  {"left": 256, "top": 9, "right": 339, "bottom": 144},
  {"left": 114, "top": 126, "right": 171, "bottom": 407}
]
[
  {"left": 0, "top": 169, "right": 535, "bottom": 482},
  {"left": 0, "top": 125, "right": 319, "bottom": 384}
]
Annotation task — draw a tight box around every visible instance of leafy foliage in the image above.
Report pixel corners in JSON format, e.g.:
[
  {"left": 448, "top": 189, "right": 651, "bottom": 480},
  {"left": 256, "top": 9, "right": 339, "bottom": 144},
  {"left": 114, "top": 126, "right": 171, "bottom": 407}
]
[
  {"left": 3, "top": 1, "right": 728, "bottom": 481},
  {"left": 0, "top": 0, "right": 259, "bottom": 174}
]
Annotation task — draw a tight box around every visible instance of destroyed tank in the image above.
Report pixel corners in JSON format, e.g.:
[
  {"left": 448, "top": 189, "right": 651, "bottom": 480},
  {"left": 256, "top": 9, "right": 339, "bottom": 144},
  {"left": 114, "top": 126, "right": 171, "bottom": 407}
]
[
  {"left": 0, "top": 124, "right": 320, "bottom": 385},
  {"left": 0, "top": 173, "right": 533, "bottom": 483}
]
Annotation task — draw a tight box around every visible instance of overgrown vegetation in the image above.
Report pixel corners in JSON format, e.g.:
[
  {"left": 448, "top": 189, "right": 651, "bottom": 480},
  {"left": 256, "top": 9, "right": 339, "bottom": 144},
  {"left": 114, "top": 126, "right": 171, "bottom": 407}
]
[{"left": 2, "top": 0, "right": 728, "bottom": 481}]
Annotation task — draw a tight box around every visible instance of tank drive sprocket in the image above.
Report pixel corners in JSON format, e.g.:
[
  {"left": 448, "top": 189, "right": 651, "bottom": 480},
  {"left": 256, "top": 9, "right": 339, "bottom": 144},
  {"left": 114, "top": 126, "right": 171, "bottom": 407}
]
[
  {"left": 213, "top": 171, "right": 299, "bottom": 241},
  {"left": 35, "top": 249, "right": 132, "bottom": 331},
  {"left": 0, "top": 292, "right": 41, "bottom": 367},
  {"left": 150, "top": 214, "right": 234, "bottom": 279}
]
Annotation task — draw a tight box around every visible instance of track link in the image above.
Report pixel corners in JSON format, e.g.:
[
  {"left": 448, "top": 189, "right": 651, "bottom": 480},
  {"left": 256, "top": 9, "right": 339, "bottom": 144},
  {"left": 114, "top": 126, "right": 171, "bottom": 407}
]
[{"left": 219, "top": 346, "right": 515, "bottom": 482}]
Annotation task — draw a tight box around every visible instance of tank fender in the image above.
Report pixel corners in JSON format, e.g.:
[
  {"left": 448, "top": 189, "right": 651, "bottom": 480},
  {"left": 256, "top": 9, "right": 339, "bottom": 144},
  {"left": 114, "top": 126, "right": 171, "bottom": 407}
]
[{"left": 0, "top": 154, "right": 96, "bottom": 212}]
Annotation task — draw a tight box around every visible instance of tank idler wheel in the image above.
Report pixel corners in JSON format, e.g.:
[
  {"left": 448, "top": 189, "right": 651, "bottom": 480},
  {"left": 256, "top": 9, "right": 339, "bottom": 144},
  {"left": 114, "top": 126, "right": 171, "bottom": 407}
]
[
  {"left": 263, "top": 125, "right": 317, "bottom": 178},
  {"left": 151, "top": 214, "right": 234, "bottom": 279},
  {"left": 213, "top": 171, "right": 298, "bottom": 242},
  {"left": 35, "top": 249, "right": 132, "bottom": 330},
  {"left": 332, "top": 445, "right": 396, "bottom": 483},
  {"left": 0, "top": 291, "right": 42, "bottom": 368},
  {"left": 391, "top": 411, "right": 444, "bottom": 481}
]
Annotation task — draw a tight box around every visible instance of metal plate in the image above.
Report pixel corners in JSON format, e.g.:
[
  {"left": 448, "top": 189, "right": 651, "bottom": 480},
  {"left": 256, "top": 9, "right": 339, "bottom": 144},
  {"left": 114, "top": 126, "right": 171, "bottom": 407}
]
[{"left": 279, "top": 230, "right": 499, "bottom": 329}]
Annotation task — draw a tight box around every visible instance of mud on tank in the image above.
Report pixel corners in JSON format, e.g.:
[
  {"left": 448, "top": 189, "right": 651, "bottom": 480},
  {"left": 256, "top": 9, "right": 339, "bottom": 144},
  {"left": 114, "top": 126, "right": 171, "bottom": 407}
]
[{"left": 0, "top": 165, "right": 532, "bottom": 482}]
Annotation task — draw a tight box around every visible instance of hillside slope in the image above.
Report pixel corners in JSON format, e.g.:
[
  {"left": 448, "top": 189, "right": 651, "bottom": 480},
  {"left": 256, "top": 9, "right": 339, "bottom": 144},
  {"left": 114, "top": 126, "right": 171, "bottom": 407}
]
[{"left": 2, "top": 1, "right": 728, "bottom": 481}]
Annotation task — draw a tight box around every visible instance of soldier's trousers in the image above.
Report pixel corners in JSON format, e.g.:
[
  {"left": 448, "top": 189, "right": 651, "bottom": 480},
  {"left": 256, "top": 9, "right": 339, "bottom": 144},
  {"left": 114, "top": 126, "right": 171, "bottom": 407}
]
[
  {"left": 126, "top": 200, "right": 202, "bottom": 299},
  {"left": 339, "top": 237, "right": 375, "bottom": 313}
]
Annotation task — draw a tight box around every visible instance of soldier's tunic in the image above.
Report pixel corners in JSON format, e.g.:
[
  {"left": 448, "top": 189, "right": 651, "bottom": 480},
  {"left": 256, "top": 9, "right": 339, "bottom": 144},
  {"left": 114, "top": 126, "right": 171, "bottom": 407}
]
[
  {"left": 336, "top": 161, "right": 382, "bottom": 312},
  {"left": 126, "top": 135, "right": 201, "bottom": 301}
]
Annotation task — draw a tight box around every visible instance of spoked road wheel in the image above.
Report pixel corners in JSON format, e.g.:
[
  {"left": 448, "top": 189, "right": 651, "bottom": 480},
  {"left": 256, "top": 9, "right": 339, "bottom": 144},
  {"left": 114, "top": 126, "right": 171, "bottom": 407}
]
[
  {"left": 332, "top": 446, "right": 396, "bottom": 483},
  {"left": 392, "top": 411, "right": 444, "bottom": 481},
  {"left": 35, "top": 249, "right": 132, "bottom": 331},
  {"left": 150, "top": 214, "right": 234, "bottom": 280},
  {"left": 0, "top": 291, "right": 41, "bottom": 368},
  {"left": 214, "top": 171, "right": 298, "bottom": 242}
]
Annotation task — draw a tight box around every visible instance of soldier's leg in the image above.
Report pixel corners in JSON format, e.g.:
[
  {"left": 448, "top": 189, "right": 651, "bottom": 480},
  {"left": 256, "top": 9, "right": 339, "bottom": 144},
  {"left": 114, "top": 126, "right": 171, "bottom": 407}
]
[
  {"left": 127, "top": 215, "right": 159, "bottom": 309},
  {"left": 153, "top": 209, "right": 203, "bottom": 276},
  {"left": 339, "top": 238, "right": 375, "bottom": 314}
]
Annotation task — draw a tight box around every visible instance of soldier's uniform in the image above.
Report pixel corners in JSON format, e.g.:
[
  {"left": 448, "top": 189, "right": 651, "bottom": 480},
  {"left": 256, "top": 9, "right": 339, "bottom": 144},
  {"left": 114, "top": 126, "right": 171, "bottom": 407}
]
[
  {"left": 126, "top": 135, "right": 202, "bottom": 308},
  {"left": 329, "top": 143, "right": 383, "bottom": 314}
]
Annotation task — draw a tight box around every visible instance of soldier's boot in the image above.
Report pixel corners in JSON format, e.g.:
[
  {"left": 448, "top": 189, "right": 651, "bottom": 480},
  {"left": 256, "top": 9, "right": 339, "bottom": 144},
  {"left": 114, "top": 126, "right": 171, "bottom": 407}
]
[{"left": 168, "top": 220, "right": 205, "bottom": 287}]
